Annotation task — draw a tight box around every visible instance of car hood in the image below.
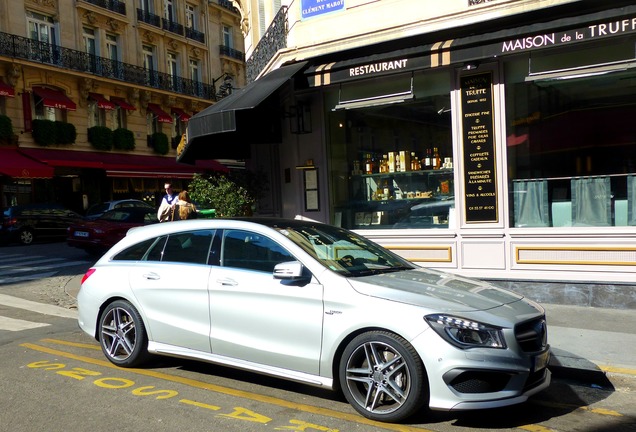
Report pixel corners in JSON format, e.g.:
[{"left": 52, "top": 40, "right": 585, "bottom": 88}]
[{"left": 348, "top": 268, "right": 525, "bottom": 313}]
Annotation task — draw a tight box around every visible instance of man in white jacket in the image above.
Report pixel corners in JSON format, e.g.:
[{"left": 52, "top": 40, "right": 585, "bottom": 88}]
[{"left": 157, "top": 182, "right": 178, "bottom": 222}]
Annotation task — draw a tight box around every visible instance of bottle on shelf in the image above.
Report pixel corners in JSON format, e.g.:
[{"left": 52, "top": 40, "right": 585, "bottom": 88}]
[
  {"left": 432, "top": 147, "right": 441, "bottom": 169},
  {"left": 364, "top": 153, "right": 373, "bottom": 175},
  {"left": 379, "top": 154, "right": 388, "bottom": 173},
  {"left": 410, "top": 152, "right": 420, "bottom": 171},
  {"left": 424, "top": 148, "right": 432, "bottom": 168}
]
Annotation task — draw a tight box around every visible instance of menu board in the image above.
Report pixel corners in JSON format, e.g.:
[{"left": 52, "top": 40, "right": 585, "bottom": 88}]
[{"left": 461, "top": 72, "right": 498, "bottom": 223}]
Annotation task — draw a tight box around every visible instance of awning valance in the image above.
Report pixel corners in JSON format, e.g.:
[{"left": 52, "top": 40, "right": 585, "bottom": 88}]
[
  {"left": 147, "top": 103, "right": 173, "bottom": 123},
  {"left": 89, "top": 93, "right": 116, "bottom": 110},
  {"left": 0, "top": 81, "right": 15, "bottom": 97},
  {"left": 32, "top": 86, "right": 76, "bottom": 110},
  {"left": 179, "top": 61, "right": 308, "bottom": 163},
  {"left": 111, "top": 97, "right": 136, "bottom": 111},
  {"left": 0, "top": 148, "right": 54, "bottom": 178},
  {"left": 171, "top": 107, "right": 191, "bottom": 122},
  {"left": 19, "top": 148, "right": 227, "bottom": 179}
]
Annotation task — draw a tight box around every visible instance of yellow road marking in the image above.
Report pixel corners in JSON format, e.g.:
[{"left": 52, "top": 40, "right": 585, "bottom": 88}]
[
  {"left": 518, "top": 425, "right": 554, "bottom": 432},
  {"left": 533, "top": 400, "right": 622, "bottom": 417},
  {"left": 21, "top": 341, "right": 432, "bottom": 432},
  {"left": 599, "top": 365, "right": 636, "bottom": 376}
]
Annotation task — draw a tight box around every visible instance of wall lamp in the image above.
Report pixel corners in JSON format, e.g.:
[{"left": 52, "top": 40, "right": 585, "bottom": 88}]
[
  {"left": 285, "top": 103, "right": 312, "bottom": 134},
  {"left": 462, "top": 62, "right": 480, "bottom": 71},
  {"left": 212, "top": 73, "right": 234, "bottom": 100}
]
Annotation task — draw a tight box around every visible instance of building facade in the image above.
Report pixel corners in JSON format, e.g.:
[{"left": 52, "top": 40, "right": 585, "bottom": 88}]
[
  {"left": 181, "top": 0, "right": 636, "bottom": 309},
  {"left": 0, "top": 0, "right": 245, "bottom": 213}
]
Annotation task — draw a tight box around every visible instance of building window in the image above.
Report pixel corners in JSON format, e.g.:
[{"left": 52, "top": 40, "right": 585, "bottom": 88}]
[
  {"left": 185, "top": 4, "right": 197, "bottom": 30},
  {"left": 167, "top": 51, "right": 179, "bottom": 91},
  {"left": 222, "top": 25, "right": 232, "bottom": 49},
  {"left": 114, "top": 106, "right": 127, "bottom": 130},
  {"left": 143, "top": 45, "right": 157, "bottom": 86},
  {"left": 505, "top": 39, "right": 636, "bottom": 228},
  {"left": 88, "top": 100, "right": 107, "bottom": 128},
  {"left": 106, "top": 33, "right": 123, "bottom": 79},
  {"left": 26, "top": 10, "right": 57, "bottom": 63},
  {"left": 83, "top": 27, "right": 98, "bottom": 73},
  {"left": 326, "top": 70, "right": 453, "bottom": 230},
  {"left": 164, "top": 0, "right": 175, "bottom": 22},
  {"left": 33, "top": 96, "right": 60, "bottom": 122},
  {"left": 139, "top": 0, "right": 153, "bottom": 13},
  {"left": 189, "top": 58, "right": 202, "bottom": 96}
]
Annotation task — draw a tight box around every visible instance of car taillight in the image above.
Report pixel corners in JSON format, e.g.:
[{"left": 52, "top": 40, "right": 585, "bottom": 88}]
[
  {"left": 81, "top": 268, "right": 97, "bottom": 285},
  {"left": 3, "top": 217, "right": 17, "bottom": 227}
]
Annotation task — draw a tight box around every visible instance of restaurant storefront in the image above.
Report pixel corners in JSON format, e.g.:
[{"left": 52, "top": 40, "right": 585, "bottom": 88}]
[{"left": 183, "top": 3, "right": 636, "bottom": 308}]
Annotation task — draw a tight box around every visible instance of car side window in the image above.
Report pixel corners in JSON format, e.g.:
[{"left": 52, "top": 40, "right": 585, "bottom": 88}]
[
  {"left": 161, "top": 230, "right": 215, "bottom": 265},
  {"left": 112, "top": 237, "right": 161, "bottom": 261},
  {"left": 221, "top": 229, "right": 294, "bottom": 273}
]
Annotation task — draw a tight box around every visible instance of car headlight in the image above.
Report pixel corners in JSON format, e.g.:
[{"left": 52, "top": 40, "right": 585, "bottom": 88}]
[{"left": 425, "top": 314, "right": 506, "bottom": 349}]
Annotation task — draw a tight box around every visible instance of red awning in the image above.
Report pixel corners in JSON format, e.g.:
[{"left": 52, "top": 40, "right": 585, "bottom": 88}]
[
  {"left": 0, "top": 148, "right": 54, "bottom": 178},
  {"left": 19, "top": 148, "right": 228, "bottom": 179},
  {"left": 32, "top": 86, "right": 76, "bottom": 110},
  {"left": 89, "top": 93, "right": 116, "bottom": 110},
  {"left": 0, "top": 81, "right": 15, "bottom": 97},
  {"left": 111, "top": 97, "right": 136, "bottom": 111},
  {"left": 171, "top": 107, "right": 191, "bottom": 122},
  {"left": 147, "top": 103, "right": 173, "bottom": 123}
]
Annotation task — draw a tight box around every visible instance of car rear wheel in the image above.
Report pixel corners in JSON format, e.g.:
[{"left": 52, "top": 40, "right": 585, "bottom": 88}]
[
  {"left": 99, "top": 300, "right": 150, "bottom": 367},
  {"left": 339, "top": 331, "right": 428, "bottom": 422},
  {"left": 19, "top": 228, "right": 34, "bottom": 245}
]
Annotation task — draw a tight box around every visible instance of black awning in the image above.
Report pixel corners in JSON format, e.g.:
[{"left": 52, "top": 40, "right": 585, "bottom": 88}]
[{"left": 179, "top": 61, "right": 308, "bottom": 163}]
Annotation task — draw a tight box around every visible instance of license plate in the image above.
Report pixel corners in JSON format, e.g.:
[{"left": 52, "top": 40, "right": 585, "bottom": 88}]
[
  {"left": 74, "top": 231, "right": 89, "bottom": 238},
  {"left": 532, "top": 350, "right": 550, "bottom": 372}
]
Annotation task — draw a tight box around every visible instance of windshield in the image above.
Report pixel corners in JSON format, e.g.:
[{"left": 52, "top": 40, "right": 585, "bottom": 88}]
[{"left": 274, "top": 223, "right": 416, "bottom": 277}]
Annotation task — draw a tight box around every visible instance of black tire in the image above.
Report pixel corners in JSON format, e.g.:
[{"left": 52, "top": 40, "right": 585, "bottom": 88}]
[
  {"left": 98, "top": 300, "right": 150, "bottom": 368},
  {"left": 19, "top": 228, "right": 34, "bottom": 245},
  {"left": 339, "top": 331, "right": 428, "bottom": 422}
]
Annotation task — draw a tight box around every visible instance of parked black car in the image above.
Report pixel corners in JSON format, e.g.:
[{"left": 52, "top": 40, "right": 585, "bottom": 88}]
[{"left": 1, "top": 203, "right": 84, "bottom": 245}]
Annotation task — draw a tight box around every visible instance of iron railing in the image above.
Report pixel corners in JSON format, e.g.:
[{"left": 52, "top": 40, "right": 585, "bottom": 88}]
[
  {"left": 216, "top": 0, "right": 240, "bottom": 14},
  {"left": 246, "top": 6, "right": 288, "bottom": 83},
  {"left": 136, "top": 9, "right": 161, "bottom": 27},
  {"left": 80, "top": 0, "right": 126, "bottom": 15},
  {"left": 220, "top": 45, "right": 245, "bottom": 62},
  {"left": 185, "top": 27, "right": 205, "bottom": 43},
  {"left": 0, "top": 31, "right": 216, "bottom": 100}
]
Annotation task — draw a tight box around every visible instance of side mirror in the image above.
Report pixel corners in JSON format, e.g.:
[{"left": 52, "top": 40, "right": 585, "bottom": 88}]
[{"left": 273, "top": 261, "right": 305, "bottom": 280}]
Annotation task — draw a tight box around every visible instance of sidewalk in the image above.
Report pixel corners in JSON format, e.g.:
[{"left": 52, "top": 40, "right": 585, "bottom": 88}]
[
  {"left": 543, "top": 303, "right": 636, "bottom": 387},
  {"left": 64, "top": 276, "right": 636, "bottom": 387}
]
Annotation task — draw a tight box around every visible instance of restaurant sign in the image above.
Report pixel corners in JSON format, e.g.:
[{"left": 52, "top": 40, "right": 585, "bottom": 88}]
[{"left": 461, "top": 72, "right": 498, "bottom": 223}]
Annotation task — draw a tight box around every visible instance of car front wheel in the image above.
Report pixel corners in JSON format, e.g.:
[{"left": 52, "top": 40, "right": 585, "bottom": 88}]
[
  {"left": 19, "top": 228, "right": 34, "bottom": 245},
  {"left": 99, "top": 300, "right": 150, "bottom": 367},
  {"left": 339, "top": 331, "right": 428, "bottom": 422}
]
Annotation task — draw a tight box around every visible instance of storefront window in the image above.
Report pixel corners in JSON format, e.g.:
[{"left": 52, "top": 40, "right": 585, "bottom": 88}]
[
  {"left": 326, "top": 70, "right": 453, "bottom": 230},
  {"left": 505, "top": 39, "right": 636, "bottom": 227}
]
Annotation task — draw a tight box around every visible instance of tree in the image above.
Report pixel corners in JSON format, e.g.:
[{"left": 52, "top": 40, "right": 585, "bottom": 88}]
[{"left": 188, "top": 172, "right": 266, "bottom": 217}]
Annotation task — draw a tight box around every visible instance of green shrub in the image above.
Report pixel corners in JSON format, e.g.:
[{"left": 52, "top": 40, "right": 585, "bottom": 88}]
[
  {"left": 0, "top": 115, "right": 13, "bottom": 139},
  {"left": 113, "top": 128, "right": 135, "bottom": 150},
  {"left": 188, "top": 173, "right": 257, "bottom": 217},
  {"left": 88, "top": 126, "right": 113, "bottom": 150},
  {"left": 32, "top": 119, "right": 56, "bottom": 146},
  {"left": 55, "top": 121, "right": 76, "bottom": 144},
  {"left": 151, "top": 132, "right": 169, "bottom": 155}
]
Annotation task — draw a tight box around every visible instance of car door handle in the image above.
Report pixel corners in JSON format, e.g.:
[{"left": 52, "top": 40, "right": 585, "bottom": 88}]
[
  {"left": 143, "top": 272, "right": 160, "bottom": 280},
  {"left": 216, "top": 278, "right": 237, "bottom": 286}
]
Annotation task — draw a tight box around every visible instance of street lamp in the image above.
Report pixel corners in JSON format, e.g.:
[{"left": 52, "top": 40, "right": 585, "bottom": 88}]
[{"left": 212, "top": 72, "right": 234, "bottom": 100}]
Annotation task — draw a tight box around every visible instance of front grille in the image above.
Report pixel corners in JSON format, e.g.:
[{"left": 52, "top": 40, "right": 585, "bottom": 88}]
[
  {"left": 515, "top": 317, "right": 547, "bottom": 352},
  {"left": 448, "top": 371, "right": 511, "bottom": 394}
]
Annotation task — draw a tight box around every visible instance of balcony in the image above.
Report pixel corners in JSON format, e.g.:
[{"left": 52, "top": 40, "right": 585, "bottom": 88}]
[
  {"left": 162, "top": 18, "right": 184, "bottom": 36},
  {"left": 185, "top": 27, "right": 205, "bottom": 43},
  {"left": 81, "top": 0, "right": 126, "bottom": 15},
  {"left": 219, "top": 45, "right": 245, "bottom": 62},
  {"left": 136, "top": 9, "right": 161, "bottom": 28},
  {"left": 246, "top": 6, "right": 288, "bottom": 83},
  {"left": 216, "top": 0, "right": 240, "bottom": 14},
  {"left": 0, "top": 31, "right": 215, "bottom": 100}
]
